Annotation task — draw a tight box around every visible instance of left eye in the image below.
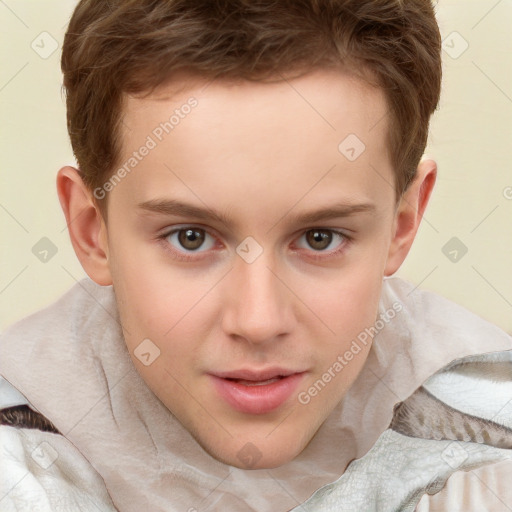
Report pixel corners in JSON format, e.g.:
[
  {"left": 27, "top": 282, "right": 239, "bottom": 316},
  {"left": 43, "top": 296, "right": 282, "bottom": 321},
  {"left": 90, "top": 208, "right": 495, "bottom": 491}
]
[
  {"left": 296, "top": 229, "right": 346, "bottom": 251},
  {"left": 166, "top": 227, "right": 216, "bottom": 252}
]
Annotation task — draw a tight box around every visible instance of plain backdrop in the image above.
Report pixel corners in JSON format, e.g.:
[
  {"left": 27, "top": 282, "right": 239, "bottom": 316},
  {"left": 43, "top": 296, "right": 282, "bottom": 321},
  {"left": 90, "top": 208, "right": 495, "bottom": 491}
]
[{"left": 1, "top": 0, "right": 511, "bottom": 333}]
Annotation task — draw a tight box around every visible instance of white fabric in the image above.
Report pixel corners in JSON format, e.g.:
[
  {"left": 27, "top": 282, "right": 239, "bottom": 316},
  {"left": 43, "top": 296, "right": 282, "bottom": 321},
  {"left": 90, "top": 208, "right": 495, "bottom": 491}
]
[
  {"left": 0, "top": 377, "right": 29, "bottom": 409},
  {"left": 294, "top": 429, "right": 512, "bottom": 511},
  {"left": 0, "top": 276, "right": 510, "bottom": 511},
  {"left": 423, "top": 369, "right": 512, "bottom": 429},
  {"left": 297, "top": 351, "right": 512, "bottom": 511},
  {"left": 0, "top": 424, "right": 117, "bottom": 511}
]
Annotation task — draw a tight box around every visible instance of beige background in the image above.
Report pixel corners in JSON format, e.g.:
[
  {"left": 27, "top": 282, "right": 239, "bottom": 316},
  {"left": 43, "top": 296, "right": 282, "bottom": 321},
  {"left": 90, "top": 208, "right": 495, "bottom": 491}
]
[{"left": 1, "top": 0, "right": 511, "bottom": 333}]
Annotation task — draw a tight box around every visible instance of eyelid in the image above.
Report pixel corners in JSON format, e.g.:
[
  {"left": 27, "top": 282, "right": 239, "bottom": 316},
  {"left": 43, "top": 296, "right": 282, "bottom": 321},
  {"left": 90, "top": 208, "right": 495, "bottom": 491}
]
[{"left": 159, "top": 223, "right": 220, "bottom": 241}]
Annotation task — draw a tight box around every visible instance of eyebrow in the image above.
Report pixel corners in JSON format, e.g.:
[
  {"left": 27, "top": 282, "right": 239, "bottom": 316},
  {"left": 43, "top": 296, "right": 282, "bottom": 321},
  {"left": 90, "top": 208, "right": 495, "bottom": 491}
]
[{"left": 137, "top": 198, "right": 376, "bottom": 227}]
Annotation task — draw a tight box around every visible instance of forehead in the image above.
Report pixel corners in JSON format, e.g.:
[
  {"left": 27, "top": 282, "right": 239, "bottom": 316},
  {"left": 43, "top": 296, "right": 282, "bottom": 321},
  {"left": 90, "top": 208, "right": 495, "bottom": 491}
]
[
  {"left": 122, "top": 68, "right": 388, "bottom": 146},
  {"left": 113, "top": 69, "right": 393, "bottom": 223}
]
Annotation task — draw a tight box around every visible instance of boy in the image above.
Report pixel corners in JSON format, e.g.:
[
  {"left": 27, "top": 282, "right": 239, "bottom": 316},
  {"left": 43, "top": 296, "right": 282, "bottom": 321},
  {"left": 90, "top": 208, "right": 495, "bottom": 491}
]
[{"left": 1, "top": 0, "right": 511, "bottom": 510}]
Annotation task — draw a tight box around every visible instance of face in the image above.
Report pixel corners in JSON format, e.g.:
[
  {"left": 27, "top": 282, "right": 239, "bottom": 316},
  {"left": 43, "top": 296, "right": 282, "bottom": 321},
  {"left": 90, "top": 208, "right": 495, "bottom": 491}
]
[{"left": 100, "top": 69, "right": 399, "bottom": 469}]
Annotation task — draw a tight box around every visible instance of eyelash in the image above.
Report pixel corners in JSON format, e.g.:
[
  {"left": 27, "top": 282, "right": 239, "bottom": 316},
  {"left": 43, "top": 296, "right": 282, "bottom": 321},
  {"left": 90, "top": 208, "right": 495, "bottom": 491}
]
[{"left": 156, "top": 226, "right": 352, "bottom": 262}]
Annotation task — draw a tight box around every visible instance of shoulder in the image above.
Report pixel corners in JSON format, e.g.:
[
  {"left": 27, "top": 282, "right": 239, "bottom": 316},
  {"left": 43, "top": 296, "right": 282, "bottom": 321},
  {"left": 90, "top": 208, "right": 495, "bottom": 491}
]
[
  {"left": 381, "top": 275, "right": 507, "bottom": 335},
  {"left": 0, "top": 377, "right": 118, "bottom": 512},
  {"left": 392, "top": 350, "right": 512, "bottom": 511},
  {"left": 0, "top": 279, "right": 120, "bottom": 403},
  {"left": 298, "top": 346, "right": 512, "bottom": 511},
  {"left": 379, "top": 276, "right": 512, "bottom": 356},
  {"left": 416, "top": 458, "right": 512, "bottom": 511},
  {"left": 0, "top": 278, "right": 116, "bottom": 344}
]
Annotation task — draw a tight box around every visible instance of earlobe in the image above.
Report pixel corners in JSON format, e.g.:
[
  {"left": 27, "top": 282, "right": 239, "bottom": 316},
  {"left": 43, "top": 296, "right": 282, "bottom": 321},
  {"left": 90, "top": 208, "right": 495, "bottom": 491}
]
[
  {"left": 384, "top": 159, "right": 437, "bottom": 277},
  {"left": 56, "top": 166, "right": 112, "bottom": 286}
]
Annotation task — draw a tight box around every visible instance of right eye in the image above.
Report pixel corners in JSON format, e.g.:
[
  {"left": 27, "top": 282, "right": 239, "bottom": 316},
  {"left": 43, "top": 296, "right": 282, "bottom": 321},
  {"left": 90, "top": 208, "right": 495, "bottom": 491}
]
[{"left": 164, "top": 226, "right": 217, "bottom": 253}]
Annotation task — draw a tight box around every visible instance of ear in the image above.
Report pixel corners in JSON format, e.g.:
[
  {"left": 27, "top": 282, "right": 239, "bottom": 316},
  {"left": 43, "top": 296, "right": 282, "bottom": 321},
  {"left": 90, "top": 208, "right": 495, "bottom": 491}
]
[
  {"left": 384, "top": 159, "right": 437, "bottom": 276},
  {"left": 56, "top": 166, "right": 112, "bottom": 285}
]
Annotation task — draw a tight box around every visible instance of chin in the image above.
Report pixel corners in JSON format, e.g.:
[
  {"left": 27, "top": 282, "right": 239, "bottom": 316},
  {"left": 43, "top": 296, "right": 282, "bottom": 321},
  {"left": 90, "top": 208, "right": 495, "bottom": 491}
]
[
  {"left": 222, "top": 448, "right": 298, "bottom": 470},
  {"left": 196, "top": 431, "right": 309, "bottom": 470}
]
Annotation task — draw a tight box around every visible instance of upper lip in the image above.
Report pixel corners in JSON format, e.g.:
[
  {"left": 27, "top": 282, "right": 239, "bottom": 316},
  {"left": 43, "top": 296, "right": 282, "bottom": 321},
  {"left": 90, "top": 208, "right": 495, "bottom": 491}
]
[{"left": 210, "top": 368, "right": 304, "bottom": 381}]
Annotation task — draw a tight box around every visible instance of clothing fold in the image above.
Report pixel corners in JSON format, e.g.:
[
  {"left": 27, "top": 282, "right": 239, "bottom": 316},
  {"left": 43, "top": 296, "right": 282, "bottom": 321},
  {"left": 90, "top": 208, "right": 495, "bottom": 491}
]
[{"left": 0, "top": 276, "right": 511, "bottom": 511}]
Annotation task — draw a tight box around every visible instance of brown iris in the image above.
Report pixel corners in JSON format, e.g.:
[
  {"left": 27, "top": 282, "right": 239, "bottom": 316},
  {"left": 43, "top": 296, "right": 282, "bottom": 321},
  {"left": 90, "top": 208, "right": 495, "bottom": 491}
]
[
  {"left": 305, "top": 229, "right": 333, "bottom": 250},
  {"left": 178, "top": 228, "right": 206, "bottom": 250}
]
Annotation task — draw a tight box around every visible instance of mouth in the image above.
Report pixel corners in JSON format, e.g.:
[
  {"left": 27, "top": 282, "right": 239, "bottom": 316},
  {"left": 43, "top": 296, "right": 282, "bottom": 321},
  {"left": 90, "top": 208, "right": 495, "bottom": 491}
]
[
  {"left": 225, "top": 376, "right": 284, "bottom": 386},
  {"left": 209, "top": 368, "right": 307, "bottom": 414}
]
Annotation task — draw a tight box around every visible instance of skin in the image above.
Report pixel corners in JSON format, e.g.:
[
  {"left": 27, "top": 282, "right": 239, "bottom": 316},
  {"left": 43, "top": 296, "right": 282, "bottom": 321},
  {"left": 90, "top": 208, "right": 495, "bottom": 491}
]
[{"left": 57, "top": 68, "right": 436, "bottom": 469}]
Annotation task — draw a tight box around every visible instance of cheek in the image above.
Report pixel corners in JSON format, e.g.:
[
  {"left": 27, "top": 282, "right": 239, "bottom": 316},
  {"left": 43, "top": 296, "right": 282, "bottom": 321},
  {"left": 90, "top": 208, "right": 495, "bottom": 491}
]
[
  {"left": 297, "top": 268, "right": 383, "bottom": 407},
  {"left": 107, "top": 233, "right": 173, "bottom": 339},
  {"left": 109, "top": 239, "right": 220, "bottom": 355},
  {"left": 306, "top": 264, "right": 383, "bottom": 334},
  {"left": 301, "top": 273, "right": 381, "bottom": 406}
]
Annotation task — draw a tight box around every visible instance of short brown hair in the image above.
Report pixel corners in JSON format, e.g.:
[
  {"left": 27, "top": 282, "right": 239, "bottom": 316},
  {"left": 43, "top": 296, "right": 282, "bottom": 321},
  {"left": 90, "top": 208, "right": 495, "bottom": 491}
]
[{"left": 61, "top": 0, "right": 442, "bottom": 208}]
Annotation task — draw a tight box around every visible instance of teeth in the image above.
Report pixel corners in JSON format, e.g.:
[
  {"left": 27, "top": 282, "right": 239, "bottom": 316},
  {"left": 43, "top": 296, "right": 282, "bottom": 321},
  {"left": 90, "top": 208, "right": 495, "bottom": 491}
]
[{"left": 234, "top": 377, "right": 282, "bottom": 386}]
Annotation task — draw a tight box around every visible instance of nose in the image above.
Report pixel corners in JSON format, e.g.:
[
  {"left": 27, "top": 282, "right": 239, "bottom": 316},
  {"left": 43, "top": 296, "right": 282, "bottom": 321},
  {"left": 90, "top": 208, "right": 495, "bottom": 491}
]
[{"left": 221, "top": 253, "right": 295, "bottom": 345}]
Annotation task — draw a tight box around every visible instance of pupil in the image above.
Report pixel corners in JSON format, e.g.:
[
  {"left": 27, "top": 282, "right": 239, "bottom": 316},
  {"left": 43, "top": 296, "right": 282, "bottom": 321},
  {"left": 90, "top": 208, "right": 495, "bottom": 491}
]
[
  {"left": 179, "top": 228, "right": 205, "bottom": 250},
  {"left": 307, "top": 229, "right": 332, "bottom": 250}
]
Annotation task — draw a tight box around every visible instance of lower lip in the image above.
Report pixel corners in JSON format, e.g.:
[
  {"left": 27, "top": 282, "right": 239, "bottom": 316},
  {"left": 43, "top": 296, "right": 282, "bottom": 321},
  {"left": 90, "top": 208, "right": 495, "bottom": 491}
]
[{"left": 210, "top": 373, "right": 306, "bottom": 414}]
